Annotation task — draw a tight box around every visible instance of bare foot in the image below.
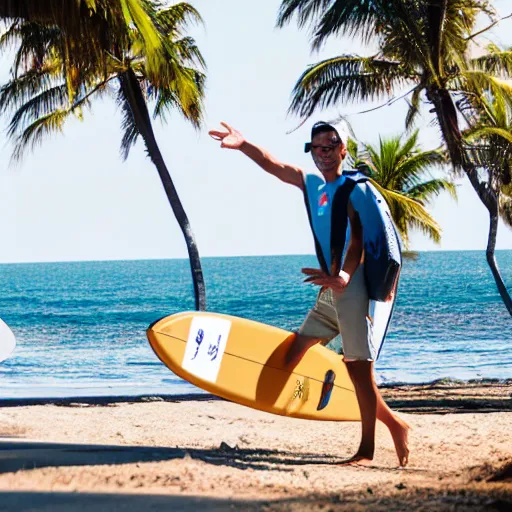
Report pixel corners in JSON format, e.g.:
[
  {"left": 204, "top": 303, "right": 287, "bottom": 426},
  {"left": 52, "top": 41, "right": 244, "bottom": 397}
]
[
  {"left": 338, "top": 453, "right": 374, "bottom": 466},
  {"left": 390, "top": 421, "right": 410, "bottom": 467},
  {"left": 285, "top": 336, "right": 319, "bottom": 367}
]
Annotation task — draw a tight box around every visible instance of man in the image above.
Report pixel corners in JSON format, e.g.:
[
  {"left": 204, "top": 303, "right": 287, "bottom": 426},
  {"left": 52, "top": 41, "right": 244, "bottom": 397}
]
[{"left": 208, "top": 121, "right": 409, "bottom": 467}]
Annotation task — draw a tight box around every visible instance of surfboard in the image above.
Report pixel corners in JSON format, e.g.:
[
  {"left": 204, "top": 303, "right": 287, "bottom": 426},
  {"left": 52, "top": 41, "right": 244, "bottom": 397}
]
[
  {"left": 147, "top": 311, "right": 360, "bottom": 421},
  {"left": 0, "top": 319, "right": 16, "bottom": 363},
  {"left": 348, "top": 176, "right": 402, "bottom": 358},
  {"left": 347, "top": 175, "right": 402, "bottom": 302}
]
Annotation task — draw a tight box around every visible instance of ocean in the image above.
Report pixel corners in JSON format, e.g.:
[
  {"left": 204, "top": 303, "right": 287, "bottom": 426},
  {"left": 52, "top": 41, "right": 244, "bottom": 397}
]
[{"left": 0, "top": 251, "right": 511, "bottom": 399}]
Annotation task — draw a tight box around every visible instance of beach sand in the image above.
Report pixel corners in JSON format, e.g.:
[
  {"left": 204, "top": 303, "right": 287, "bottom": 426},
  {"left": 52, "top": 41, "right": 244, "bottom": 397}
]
[{"left": 0, "top": 381, "right": 511, "bottom": 511}]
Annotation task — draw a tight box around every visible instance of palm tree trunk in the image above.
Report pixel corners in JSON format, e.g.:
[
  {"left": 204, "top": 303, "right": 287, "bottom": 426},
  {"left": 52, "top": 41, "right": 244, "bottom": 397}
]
[
  {"left": 463, "top": 161, "right": 512, "bottom": 315},
  {"left": 119, "top": 70, "right": 206, "bottom": 311},
  {"left": 486, "top": 204, "right": 512, "bottom": 315},
  {"left": 428, "top": 88, "right": 512, "bottom": 315},
  {"left": 486, "top": 211, "right": 512, "bottom": 316},
  {"left": 426, "top": 87, "right": 464, "bottom": 166}
]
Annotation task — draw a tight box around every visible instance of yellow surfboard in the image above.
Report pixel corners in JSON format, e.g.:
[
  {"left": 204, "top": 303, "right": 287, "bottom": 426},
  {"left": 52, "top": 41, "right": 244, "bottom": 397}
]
[{"left": 147, "top": 312, "right": 360, "bottom": 421}]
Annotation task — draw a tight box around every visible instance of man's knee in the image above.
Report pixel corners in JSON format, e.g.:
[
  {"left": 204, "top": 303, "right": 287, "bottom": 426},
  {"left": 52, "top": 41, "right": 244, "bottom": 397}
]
[{"left": 345, "top": 360, "right": 374, "bottom": 380}]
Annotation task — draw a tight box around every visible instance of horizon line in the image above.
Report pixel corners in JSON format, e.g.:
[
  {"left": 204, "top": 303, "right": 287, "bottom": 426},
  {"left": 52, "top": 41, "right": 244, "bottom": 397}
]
[{"left": 1, "top": 248, "right": 511, "bottom": 266}]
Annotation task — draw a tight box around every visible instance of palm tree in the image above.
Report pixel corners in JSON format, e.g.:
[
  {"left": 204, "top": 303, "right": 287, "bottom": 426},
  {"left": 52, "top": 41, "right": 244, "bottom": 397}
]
[
  {"left": 0, "top": 1, "right": 208, "bottom": 310},
  {"left": 277, "top": 0, "right": 512, "bottom": 314},
  {"left": 461, "top": 91, "right": 512, "bottom": 310},
  {"left": 348, "top": 130, "right": 456, "bottom": 249}
]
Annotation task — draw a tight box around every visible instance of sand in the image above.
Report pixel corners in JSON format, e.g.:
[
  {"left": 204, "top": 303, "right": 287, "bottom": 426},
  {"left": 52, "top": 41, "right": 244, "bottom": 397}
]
[{"left": 0, "top": 381, "right": 511, "bottom": 511}]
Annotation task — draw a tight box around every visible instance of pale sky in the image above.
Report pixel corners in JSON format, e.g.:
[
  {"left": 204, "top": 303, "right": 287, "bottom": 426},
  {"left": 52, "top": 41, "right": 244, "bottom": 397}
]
[{"left": 0, "top": 0, "right": 511, "bottom": 264}]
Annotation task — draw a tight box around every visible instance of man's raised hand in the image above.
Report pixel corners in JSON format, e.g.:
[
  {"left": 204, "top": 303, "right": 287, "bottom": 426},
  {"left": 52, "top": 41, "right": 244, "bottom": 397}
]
[{"left": 208, "top": 122, "right": 245, "bottom": 149}]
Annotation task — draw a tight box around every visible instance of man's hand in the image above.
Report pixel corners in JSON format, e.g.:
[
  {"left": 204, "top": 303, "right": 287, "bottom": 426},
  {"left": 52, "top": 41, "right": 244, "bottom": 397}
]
[
  {"left": 301, "top": 268, "right": 351, "bottom": 295},
  {"left": 208, "top": 122, "right": 245, "bottom": 149}
]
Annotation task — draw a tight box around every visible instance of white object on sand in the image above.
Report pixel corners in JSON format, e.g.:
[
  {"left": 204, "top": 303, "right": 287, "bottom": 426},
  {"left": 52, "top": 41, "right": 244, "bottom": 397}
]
[{"left": 0, "top": 318, "right": 16, "bottom": 363}]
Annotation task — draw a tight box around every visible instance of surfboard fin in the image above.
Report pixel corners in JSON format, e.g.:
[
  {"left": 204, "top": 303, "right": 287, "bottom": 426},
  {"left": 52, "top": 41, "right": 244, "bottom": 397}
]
[{"left": 317, "top": 369, "right": 336, "bottom": 411}]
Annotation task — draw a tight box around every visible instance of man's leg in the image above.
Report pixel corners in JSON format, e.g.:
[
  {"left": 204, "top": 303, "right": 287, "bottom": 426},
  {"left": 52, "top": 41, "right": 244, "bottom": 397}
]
[
  {"left": 334, "top": 266, "right": 409, "bottom": 466},
  {"left": 344, "top": 360, "right": 377, "bottom": 463},
  {"left": 287, "top": 292, "right": 338, "bottom": 367},
  {"left": 375, "top": 385, "right": 410, "bottom": 466},
  {"left": 345, "top": 360, "right": 410, "bottom": 466},
  {"left": 284, "top": 334, "right": 323, "bottom": 367}
]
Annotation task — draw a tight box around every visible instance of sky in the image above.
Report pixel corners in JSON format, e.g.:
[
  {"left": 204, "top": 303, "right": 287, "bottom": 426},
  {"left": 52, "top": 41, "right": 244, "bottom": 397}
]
[{"left": 0, "top": 0, "right": 512, "bottom": 264}]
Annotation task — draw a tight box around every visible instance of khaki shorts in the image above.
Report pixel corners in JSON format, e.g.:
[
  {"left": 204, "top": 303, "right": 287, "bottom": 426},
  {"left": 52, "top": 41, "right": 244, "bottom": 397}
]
[{"left": 297, "top": 265, "right": 375, "bottom": 361}]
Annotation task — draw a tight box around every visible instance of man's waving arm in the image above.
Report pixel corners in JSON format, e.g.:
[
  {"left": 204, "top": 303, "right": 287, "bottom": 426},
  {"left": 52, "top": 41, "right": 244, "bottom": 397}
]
[{"left": 209, "top": 122, "right": 304, "bottom": 189}]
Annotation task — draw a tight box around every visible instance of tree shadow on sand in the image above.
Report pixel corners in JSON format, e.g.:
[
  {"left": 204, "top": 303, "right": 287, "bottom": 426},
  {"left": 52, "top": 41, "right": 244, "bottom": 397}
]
[
  {"left": 0, "top": 487, "right": 510, "bottom": 512},
  {"left": 0, "top": 438, "right": 401, "bottom": 474}
]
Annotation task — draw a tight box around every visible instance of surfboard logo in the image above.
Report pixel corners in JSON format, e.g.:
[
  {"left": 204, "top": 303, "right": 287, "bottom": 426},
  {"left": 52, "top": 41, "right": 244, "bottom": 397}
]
[
  {"left": 286, "top": 376, "right": 310, "bottom": 414},
  {"left": 366, "top": 233, "right": 385, "bottom": 259},
  {"left": 317, "top": 369, "right": 336, "bottom": 411},
  {"left": 207, "top": 334, "right": 222, "bottom": 361},
  {"left": 292, "top": 379, "right": 306, "bottom": 400},
  {"left": 191, "top": 329, "right": 204, "bottom": 360},
  {"left": 317, "top": 191, "right": 329, "bottom": 216},
  {"left": 182, "top": 316, "right": 232, "bottom": 383}
]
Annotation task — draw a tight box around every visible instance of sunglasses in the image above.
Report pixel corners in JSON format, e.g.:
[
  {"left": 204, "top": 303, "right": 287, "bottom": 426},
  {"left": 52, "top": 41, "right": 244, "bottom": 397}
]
[{"left": 304, "top": 142, "right": 341, "bottom": 154}]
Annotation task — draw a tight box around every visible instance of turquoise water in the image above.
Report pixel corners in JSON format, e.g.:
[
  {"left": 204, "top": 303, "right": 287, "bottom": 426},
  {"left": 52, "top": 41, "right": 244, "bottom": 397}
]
[{"left": 0, "top": 252, "right": 511, "bottom": 399}]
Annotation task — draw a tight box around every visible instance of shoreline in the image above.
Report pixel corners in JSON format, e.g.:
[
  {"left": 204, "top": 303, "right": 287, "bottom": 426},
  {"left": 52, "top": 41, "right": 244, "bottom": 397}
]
[{"left": 1, "top": 379, "right": 511, "bottom": 413}]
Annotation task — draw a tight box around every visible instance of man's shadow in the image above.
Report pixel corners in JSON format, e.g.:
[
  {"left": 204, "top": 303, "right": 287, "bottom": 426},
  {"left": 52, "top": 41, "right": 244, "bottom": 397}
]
[{"left": 254, "top": 333, "right": 301, "bottom": 406}]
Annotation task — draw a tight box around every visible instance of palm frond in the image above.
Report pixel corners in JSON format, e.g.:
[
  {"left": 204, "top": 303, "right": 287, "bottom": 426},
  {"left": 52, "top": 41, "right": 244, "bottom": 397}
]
[
  {"left": 116, "top": 80, "right": 141, "bottom": 160},
  {"left": 120, "top": 0, "right": 161, "bottom": 52},
  {"left": 395, "top": 150, "right": 447, "bottom": 190},
  {"left": 371, "top": 136, "right": 401, "bottom": 186},
  {"left": 153, "top": 67, "right": 205, "bottom": 127},
  {"left": 311, "top": 0, "right": 380, "bottom": 48},
  {"left": 157, "top": 2, "right": 203, "bottom": 35},
  {"left": 289, "top": 55, "right": 414, "bottom": 118},
  {"left": 346, "top": 137, "right": 358, "bottom": 160},
  {"left": 438, "top": 0, "right": 492, "bottom": 57},
  {"left": 396, "top": 129, "right": 419, "bottom": 159},
  {"left": 405, "top": 84, "right": 424, "bottom": 130},
  {"left": 407, "top": 179, "right": 458, "bottom": 202},
  {"left": 7, "top": 83, "right": 68, "bottom": 138},
  {"left": 378, "top": 2, "right": 439, "bottom": 73},
  {"left": 277, "top": 0, "right": 336, "bottom": 30},
  {"left": 9, "top": 22, "right": 61, "bottom": 76},
  {"left": 467, "top": 126, "right": 512, "bottom": 145},
  {"left": 0, "top": 0, "right": 136, "bottom": 80},
  {"left": 499, "top": 194, "right": 512, "bottom": 228},
  {"left": 462, "top": 89, "right": 512, "bottom": 188},
  {"left": 0, "top": 20, "right": 20, "bottom": 50},
  {"left": 168, "top": 36, "right": 206, "bottom": 70},
  {"left": 471, "top": 44, "right": 512, "bottom": 78},
  {"left": 0, "top": 61, "right": 62, "bottom": 113},
  {"left": 370, "top": 179, "right": 442, "bottom": 247},
  {"left": 11, "top": 109, "right": 70, "bottom": 163},
  {"left": 456, "top": 70, "right": 512, "bottom": 107}
]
